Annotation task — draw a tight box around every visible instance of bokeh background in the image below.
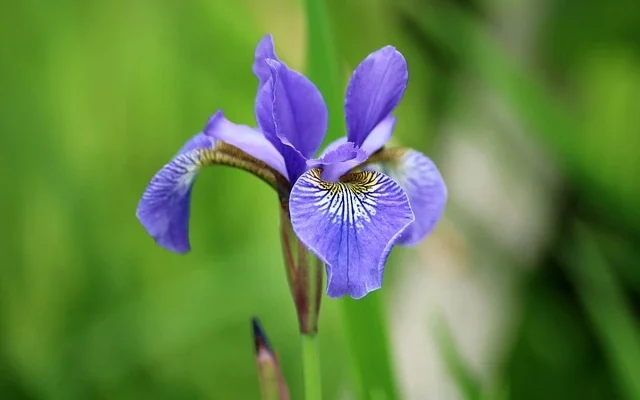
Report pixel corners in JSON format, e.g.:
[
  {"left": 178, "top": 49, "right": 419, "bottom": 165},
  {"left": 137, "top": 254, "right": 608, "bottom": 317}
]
[{"left": 2, "top": 0, "right": 640, "bottom": 399}]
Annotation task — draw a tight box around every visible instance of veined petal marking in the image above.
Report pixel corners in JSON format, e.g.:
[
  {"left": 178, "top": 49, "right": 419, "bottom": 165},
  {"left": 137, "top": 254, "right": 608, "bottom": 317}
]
[
  {"left": 137, "top": 135, "right": 289, "bottom": 254},
  {"left": 290, "top": 168, "right": 414, "bottom": 299},
  {"left": 303, "top": 169, "right": 382, "bottom": 228},
  {"left": 365, "top": 148, "right": 447, "bottom": 245}
]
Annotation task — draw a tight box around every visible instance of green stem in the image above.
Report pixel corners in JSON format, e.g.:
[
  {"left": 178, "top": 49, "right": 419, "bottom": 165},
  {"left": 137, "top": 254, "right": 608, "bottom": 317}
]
[
  {"left": 301, "top": 333, "right": 322, "bottom": 400},
  {"left": 280, "top": 206, "right": 323, "bottom": 398},
  {"left": 301, "top": 254, "right": 322, "bottom": 400}
]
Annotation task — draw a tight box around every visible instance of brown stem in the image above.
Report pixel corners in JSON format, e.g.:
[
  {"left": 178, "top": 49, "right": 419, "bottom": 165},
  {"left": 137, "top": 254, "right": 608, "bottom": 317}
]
[{"left": 279, "top": 204, "right": 323, "bottom": 334}]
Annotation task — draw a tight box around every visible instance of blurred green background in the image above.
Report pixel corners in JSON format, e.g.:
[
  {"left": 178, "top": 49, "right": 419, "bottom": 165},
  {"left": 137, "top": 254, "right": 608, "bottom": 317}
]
[{"left": 1, "top": 0, "right": 640, "bottom": 399}]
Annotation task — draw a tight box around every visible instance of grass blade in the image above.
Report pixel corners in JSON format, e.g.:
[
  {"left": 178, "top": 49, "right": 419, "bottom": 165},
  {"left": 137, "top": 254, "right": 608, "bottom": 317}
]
[
  {"left": 565, "top": 225, "right": 640, "bottom": 400},
  {"left": 434, "top": 318, "right": 483, "bottom": 400},
  {"left": 341, "top": 294, "right": 400, "bottom": 400},
  {"left": 302, "top": 1, "right": 401, "bottom": 398}
]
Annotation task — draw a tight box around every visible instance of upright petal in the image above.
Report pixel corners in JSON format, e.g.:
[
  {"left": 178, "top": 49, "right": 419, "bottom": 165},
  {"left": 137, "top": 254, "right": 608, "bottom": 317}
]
[
  {"left": 205, "top": 110, "right": 288, "bottom": 180},
  {"left": 261, "top": 59, "right": 328, "bottom": 159},
  {"left": 307, "top": 142, "right": 368, "bottom": 182},
  {"left": 360, "top": 116, "right": 396, "bottom": 155},
  {"left": 136, "top": 133, "right": 217, "bottom": 253},
  {"left": 319, "top": 136, "right": 349, "bottom": 157},
  {"left": 345, "top": 46, "right": 408, "bottom": 147},
  {"left": 255, "top": 81, "right": 308, "bottom": 181},
  {"left": 289, "top": 169, "right": 414, "bottom": 299},
  {"left": 252, "top": 34, "right": 277, "bottom": 89},
  {"left": 367, "top": 149, "right": 447, "bottom": 245}
]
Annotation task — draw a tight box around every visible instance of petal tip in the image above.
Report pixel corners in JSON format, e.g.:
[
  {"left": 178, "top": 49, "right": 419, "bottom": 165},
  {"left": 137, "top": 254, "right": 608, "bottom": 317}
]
[
  {"left": 253, "top": 34, "right": 278, "bottom": 84},
  {"left": 326, "top": 276, "right": 382, "bottom": 299},
  {"left": 345, "top": 44, "right": 409, "bottom": 146},
  {"left": 136, "top": 135, "right": 208, "bottom": 256},
  {"left": 368, "top": 45, "right": 407, "bottom": 66},
  {"left": 204, "top": 110, "right": 224, "bottom": 134},
  {"left": 154, "top": 236, "right": 191, "bottom": 254},
  {"left": 136, "top": 199, "right": 193, "bottom": 254},
  {"left": 259, "top": 33, "right": 274, "bottom": 43},
  {"left": 379, "top": 45, "right": 399, "bottom": 54},
  {"left": 256, "top": 34, "right": 275, "bottom": 53}
]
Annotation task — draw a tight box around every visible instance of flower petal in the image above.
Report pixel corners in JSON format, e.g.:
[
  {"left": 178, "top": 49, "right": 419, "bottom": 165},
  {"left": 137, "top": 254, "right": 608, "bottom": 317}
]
[
  {"left": 289, "top": 169, "right": 414, "bottom": 299},
  {"left": 319, "top": 136, "right": 349, "bottom": 157},
  {"left": 255, "top": 81, "right": 308, "bottom": 181},
  {"left": 361, "top": 116, "right": 396, "bottom": 155},
  {"left": 345, "top": 46, "right": 408, "bottom": 147},
  {"left": 367, "top": 149, "right": 447, "bottom": 245},
  {"left": 257, "top": 59, "right": 328, "bottom": 160},
  {"left": 136, "top": 133, "right": 217, "bottom": 253},
  {"left": 252, "top": 35, "right": 328, "bottom": 181},
  {"left": 204, "top": 110, "right": 288, "bottom": 180},
  {"left": 252, "top": 34, "right": 277, "bottom": 89},
  {"left": 307, "top": 142, "right": 368, "bottom": 182},
  {"left": 252, "top": 35, "right": 309, "bottom": 180},
  {"left": 176, "top": 132, "right": 215, "bottom": 154}
]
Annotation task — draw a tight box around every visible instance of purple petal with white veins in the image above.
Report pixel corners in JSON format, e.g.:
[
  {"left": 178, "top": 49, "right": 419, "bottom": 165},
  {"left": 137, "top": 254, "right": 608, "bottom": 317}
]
[
  {"left": 290, "top": 168, "right": 414, "bottom": 299},
  {"left": 360, "top": 116, "right": 396, "bottom": 155},
  {"left": 177, "top": 132, "right": 215, "bottom": 155},
  {"left": 307, "top": 142, "right": 368, "bottom": 182},
  {"left": 345, "top": 46, "right": 408, "bottom": 147},
  {"left": 204, "top": 110, "right": 288, "bottom": 180},
  {"left": 136, "top": 133, "right": 217, "bottom": 253},
  {"left": 367, "top": 149, "right": 447, "bottom": 245}
]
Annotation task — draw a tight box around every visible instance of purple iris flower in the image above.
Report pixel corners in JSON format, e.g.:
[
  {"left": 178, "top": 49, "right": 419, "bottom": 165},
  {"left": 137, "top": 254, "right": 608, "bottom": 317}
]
[{"left": 136, "top": 34, "right": 447, "bottom": 299}]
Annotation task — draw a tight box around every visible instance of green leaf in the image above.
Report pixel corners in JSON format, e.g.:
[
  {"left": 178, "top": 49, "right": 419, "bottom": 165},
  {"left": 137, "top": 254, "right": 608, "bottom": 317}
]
[
  {"left": 434, "top": 318, "right": 483, "bottom": 400},
  {"left": 564, "top": 224, "right": 640, "bottom": 400},
  {"left": 340, "top": 294, "right": 400, "bottom": 400},
  {"left": 302, "top": 1, "right": 400, "bottom": 398}
]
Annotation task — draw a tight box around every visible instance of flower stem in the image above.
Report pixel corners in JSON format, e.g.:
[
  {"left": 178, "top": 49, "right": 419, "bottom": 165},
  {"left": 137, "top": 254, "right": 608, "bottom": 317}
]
[
  {"left": 301, "top": 242, "right": 322, "bottom": 400},
  {"left": 280, "top": 206, "right": 324, "bottom": 397},
  {"left": 301, "top": 332, "right": 322, "bottom": 400}
]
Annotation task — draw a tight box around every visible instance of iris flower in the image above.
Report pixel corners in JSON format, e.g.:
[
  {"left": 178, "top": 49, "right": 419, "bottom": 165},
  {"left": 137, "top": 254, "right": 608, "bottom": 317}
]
[{"left": 137, "top": 35, "right": 447, "bottom": 299}]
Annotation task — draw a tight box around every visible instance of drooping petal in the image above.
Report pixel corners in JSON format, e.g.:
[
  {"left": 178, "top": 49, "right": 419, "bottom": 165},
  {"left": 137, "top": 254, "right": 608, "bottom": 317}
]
[
  {"left": 136, "top": 133, "right": 217, "bottom": 253},
  {"left": 252, "top": 34, "right": 277, "bottom": 89},
  {"left": 367, "top": 149, "right": 447, "bottom": 245},
  {"left": 345, "top": 46, "right": 408, "bottom": 147},
  {"left": 289, "top": 169, "right": 414, "bottom": 299},
  {"left": 307, "top": 142, "right": 368, "bottom": 182},
  {"left": 360, "top": 116, "right": 396, "bottom": 155},
  {"left": 176, "top": 132, "right": 216, "bottom": 154},
  {"left": 137, "top": 118, "right": 290, "bottom": 253},
  {"left": 204, "top": 110, "right": 288, "bottom": 180}
]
